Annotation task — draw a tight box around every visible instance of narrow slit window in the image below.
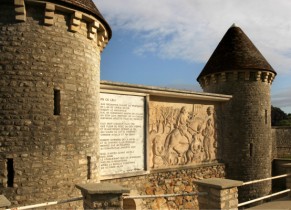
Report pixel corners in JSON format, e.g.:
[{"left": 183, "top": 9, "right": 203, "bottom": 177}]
[
  {"left": 265, "top": 109, "right": 268, "bottom": 124},
  {"left": 54, "top": 89, "right": 61, "bottom": 115},
  {"left": 87, "top": 156, "right": 91, "bottom": 180},
  {"left": 7, "top": 158, "right": 14, "bottom": 187}
]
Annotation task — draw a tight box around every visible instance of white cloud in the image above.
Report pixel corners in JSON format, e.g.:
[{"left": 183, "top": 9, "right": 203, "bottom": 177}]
[
  {"left": 95, "top": 0, "right": 291, "bottom": 75},
  {"left": 272, "top": 88, "right": 291, "bottom": 108}
]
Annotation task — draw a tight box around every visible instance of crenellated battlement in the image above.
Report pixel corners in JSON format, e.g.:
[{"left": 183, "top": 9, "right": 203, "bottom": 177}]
[
  {"left": 11, "top": 0, "right": 109, "bottom": 52},
  {"left": 198, "top": 70, "right": 276, "bottom": 88}
]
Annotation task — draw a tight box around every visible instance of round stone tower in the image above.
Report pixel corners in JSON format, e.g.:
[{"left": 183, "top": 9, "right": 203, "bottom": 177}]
[
  {"left": 0, "top": 0, "right": 110, "bottom": 207},
  {"left": 197, "top": 24, "right": 276, "bottom": 202}
]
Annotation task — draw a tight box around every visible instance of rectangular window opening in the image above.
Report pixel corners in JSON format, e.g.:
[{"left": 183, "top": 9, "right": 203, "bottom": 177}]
[
  {"left": 265, "top": 109, "right": 268, "bottom": 124},
  {"left": 87, "top": 156, "right": 91, "bottom": 180},
  {"left": 7, "top": 158, "right": 14, "bottom": 188},
  {"left": 54, "top": 89, "right": 61, "bottom": 115}
]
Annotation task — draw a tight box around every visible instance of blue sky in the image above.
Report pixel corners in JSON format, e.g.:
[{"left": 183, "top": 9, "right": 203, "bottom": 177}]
[{"left": 95, "top": 0, "right": 291, "bottom": 114}]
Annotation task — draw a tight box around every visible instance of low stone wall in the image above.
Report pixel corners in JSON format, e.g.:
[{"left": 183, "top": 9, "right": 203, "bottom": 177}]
[
  {"left": 101, "top": 163, "right": 225, "bottom": 210},
  {"left": 272, "top": 127, "right": 291, "bottom": 158},
  {"left": 272, "top": 158, "right": 291, "bottom": 192}
]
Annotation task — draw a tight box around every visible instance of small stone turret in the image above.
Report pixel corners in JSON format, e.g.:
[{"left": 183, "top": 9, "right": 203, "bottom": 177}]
[
  {"left": 0, "top": 0, "right": 110, "bottom": 207},
  {"left": 197, "top": 24, "right": 276, "bottom": 202}
]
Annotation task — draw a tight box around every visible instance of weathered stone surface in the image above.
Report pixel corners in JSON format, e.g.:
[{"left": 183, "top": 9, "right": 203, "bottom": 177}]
[
  {"left": 0, "top": 1, "right": 106, "bottom": 208},
  {"left": 0, "top": 195, "right": 11, "bottom": 208},
  {"left": 201, "top": 67, "right": 273, "bottom": 202},
  {"left": 76, "top": 183, "right": 130, "bottom": 194},
  {"left": 272, "top": 127, "right": 291, "bottom": 158},
  {"left": 198, "top": 25, "right": 275, "bottom": 203},
  {"left": 149, "top": 101, "right": 217, "bottom": 169},
  {"left": 103, "top": 164, "right": 225, "bottom": 210}
]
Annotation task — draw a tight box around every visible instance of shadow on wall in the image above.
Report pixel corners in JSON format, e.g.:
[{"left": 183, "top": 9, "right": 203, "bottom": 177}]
[{"left": 124, "top": 199, "right": 137, "bottom": 210}]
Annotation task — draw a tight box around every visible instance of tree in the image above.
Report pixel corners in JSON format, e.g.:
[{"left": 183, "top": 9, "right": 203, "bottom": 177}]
[{"left": 271, "top": 106, "right": 289, "bottom": 126}]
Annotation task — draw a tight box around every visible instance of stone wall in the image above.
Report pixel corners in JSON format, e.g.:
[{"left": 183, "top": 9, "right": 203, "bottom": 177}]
[
  {"left": 102, "top": 163, "right": 225, "bottom": 210},
  {"left": 272, "top": 159, "right": 291, "bottom": 192},
  {"left": 97, "top": 83, "right": 229, "bottom": 209},
  {"left": 271, "top": 127, "right": 291, "bottom": 191},
  {"left": 0, "top": 1, "right": 108, "bottom": 207},
  {"left": 272, "top": 127, "right": 291, "bottom": 158}
]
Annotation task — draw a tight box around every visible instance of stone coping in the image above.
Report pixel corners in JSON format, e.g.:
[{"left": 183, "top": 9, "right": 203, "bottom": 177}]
[
  {"left": 272, "top": 126, "right": 291, "bottom": 129},
  {"left": 76, "top": 183, "right": 130, "bottom": 194},
  {"left": 273, "top": 158, "right": 291, "bottom": 161},
  {"left": 0, "top": 195, "right": 11, "bottom": 208},
  {"left": 194, "top": 178, "right": 243, "bottom": 189},
  {"left": 100, "top": 80, "right": 232, "bottom": 102},
  {"left": 282, "top": 163, "right": 291, "bottom": 168}
]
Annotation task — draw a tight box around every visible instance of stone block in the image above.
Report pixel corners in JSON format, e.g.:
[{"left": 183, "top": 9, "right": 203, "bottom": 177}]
[
  {"left": 92, "top": 21, "right": 100, "bottom": 29},
  {"left": 70, "top": 24, "right": 79, "bottom": 32},
  {"left": 76, "top": 183, "right": 129, "bottom": 209},
  {"left": 14, "top": 0, "right": 24, "bottom": 6},
  {"left": 184, "top": 201, "right": 196, "bottom": 209},
  {"left": 229, "top": 199, "right": 238, "bottom": 208},
  {"left": 71, "top": 18, "right": 80, "bottom": 26},
  {"left": 73, "top": 11, "right": 82, "bottom": 20},
  {"left": 46, "top": 3, "right": 55, "bottom": 11},
  {"left": 45, "top": 11, "right": 54, "bottom": 19},
  {"left": 90, "top": 27, "right": 97, "bottom": 34},
  {"left": 194, "top": 178, "right": 243, "bottom": 189},
  {"left": 229, "top": 188, "right": 238, "bottom": 194},
  {"left": 210, "top": 188, "right": 229, "bottom": 197},
  {"left": 0, "top": 195, "right": 11, "bottom": 209},
  {"left": 15, "top": 15, "right": 26, "bottom": 22},
  {"left": 15, "top": 7, "right": 25, "bottom": 14},
  {"left": 44, "top": 18, "right": 54, "bottom": 26},
  {"left": 88, "top": 32, "right": 95, "bottom": 40}
]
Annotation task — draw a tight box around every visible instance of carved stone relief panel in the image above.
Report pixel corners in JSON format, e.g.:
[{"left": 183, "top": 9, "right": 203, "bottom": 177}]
[{"left": 149, "top": 101, "right": 217, "bottom": 169}]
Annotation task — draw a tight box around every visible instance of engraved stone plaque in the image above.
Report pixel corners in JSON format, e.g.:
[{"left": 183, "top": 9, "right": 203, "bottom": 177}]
[{"left": 100, "top": 93, "right": 145, "bottom": 176}]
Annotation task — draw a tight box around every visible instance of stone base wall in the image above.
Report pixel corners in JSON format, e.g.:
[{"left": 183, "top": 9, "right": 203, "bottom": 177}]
[
  {"left": 101, "top": 163, "right": 225, "bottom": 210},
  {"left": 272, "top": 159, "right": 291, "bottom": 192},
  {"left": 272, "top": 127, "right": 291, "bottom": 158}
]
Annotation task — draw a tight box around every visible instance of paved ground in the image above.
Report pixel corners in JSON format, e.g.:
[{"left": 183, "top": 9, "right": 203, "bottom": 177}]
[{"left": 246, "top": 197, "right": 291, "bottom": 210}]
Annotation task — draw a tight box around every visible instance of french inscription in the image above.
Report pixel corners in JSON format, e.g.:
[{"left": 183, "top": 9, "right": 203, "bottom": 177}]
[{"left": 100, "top": 93, "right": 145, "bottom": 176}]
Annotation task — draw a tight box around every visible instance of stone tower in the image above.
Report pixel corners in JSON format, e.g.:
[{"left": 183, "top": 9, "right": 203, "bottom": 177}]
[
  {"left": 0, "top": 0, "right": 110, "bottom": 207},
  {"left": 197, "top": 24, "right": 276, "bottom": 201}
]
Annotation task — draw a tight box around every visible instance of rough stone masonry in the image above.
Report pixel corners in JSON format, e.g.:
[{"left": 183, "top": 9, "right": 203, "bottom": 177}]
[{"left": 0, "top": 0, "right": 110, "bottom": 207}]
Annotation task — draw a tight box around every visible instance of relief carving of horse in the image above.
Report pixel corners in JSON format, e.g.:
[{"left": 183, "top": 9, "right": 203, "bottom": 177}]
[{"left": 164, "top": 117, "right": 204, "bottom": 165}]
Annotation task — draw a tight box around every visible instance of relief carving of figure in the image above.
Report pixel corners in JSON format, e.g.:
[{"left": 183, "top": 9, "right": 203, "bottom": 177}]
[
  {"left": 151, "top": 135, "right": 166, "bottom": 168},
  {"left": 164, "top": 106, "right": 197, "bottom": 165},
  {"left": 149, "top": 103, "right": 218, "bottom": 169},
  {"left": 202, "top": 118, "right": 214, "bottom": 160},
  {"left": 175, "top": 106, "right": 192, "bottom": 142}
]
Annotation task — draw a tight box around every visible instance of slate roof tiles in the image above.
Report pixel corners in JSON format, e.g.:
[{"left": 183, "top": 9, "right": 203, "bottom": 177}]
[{"left": 197, "top": 25, "right": 276, "bottom": 81}]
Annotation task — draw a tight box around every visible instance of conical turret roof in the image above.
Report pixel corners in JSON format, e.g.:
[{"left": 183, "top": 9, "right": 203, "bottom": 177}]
[
  {"left": 197, "top": 25, "right": 276, "bottom": 81},
  {"left": 42, "top": 0, "right": 112, "bottom": 39}
]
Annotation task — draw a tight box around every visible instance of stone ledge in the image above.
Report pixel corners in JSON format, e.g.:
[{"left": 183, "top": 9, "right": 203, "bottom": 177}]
[
  {"left": 0, "top": 195, "right": 11, "bottom": 208},
  {"left": 194, "top": 178, "right": 243, "bottom": 189},
  {"left": 282, "top": 163, "right": 291, "bottom": 168},
  {"left": 76, "top": 183, "right": 130, "bottom": 194}
]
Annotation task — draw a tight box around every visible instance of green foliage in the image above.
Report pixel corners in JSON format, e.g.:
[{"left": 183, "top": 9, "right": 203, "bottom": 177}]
[
  {"left": 271, "top": 106, "right": 291, "bottom": 126},
  {"left": 277, "top": 120, "right": 291, "bottom": 126}
]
